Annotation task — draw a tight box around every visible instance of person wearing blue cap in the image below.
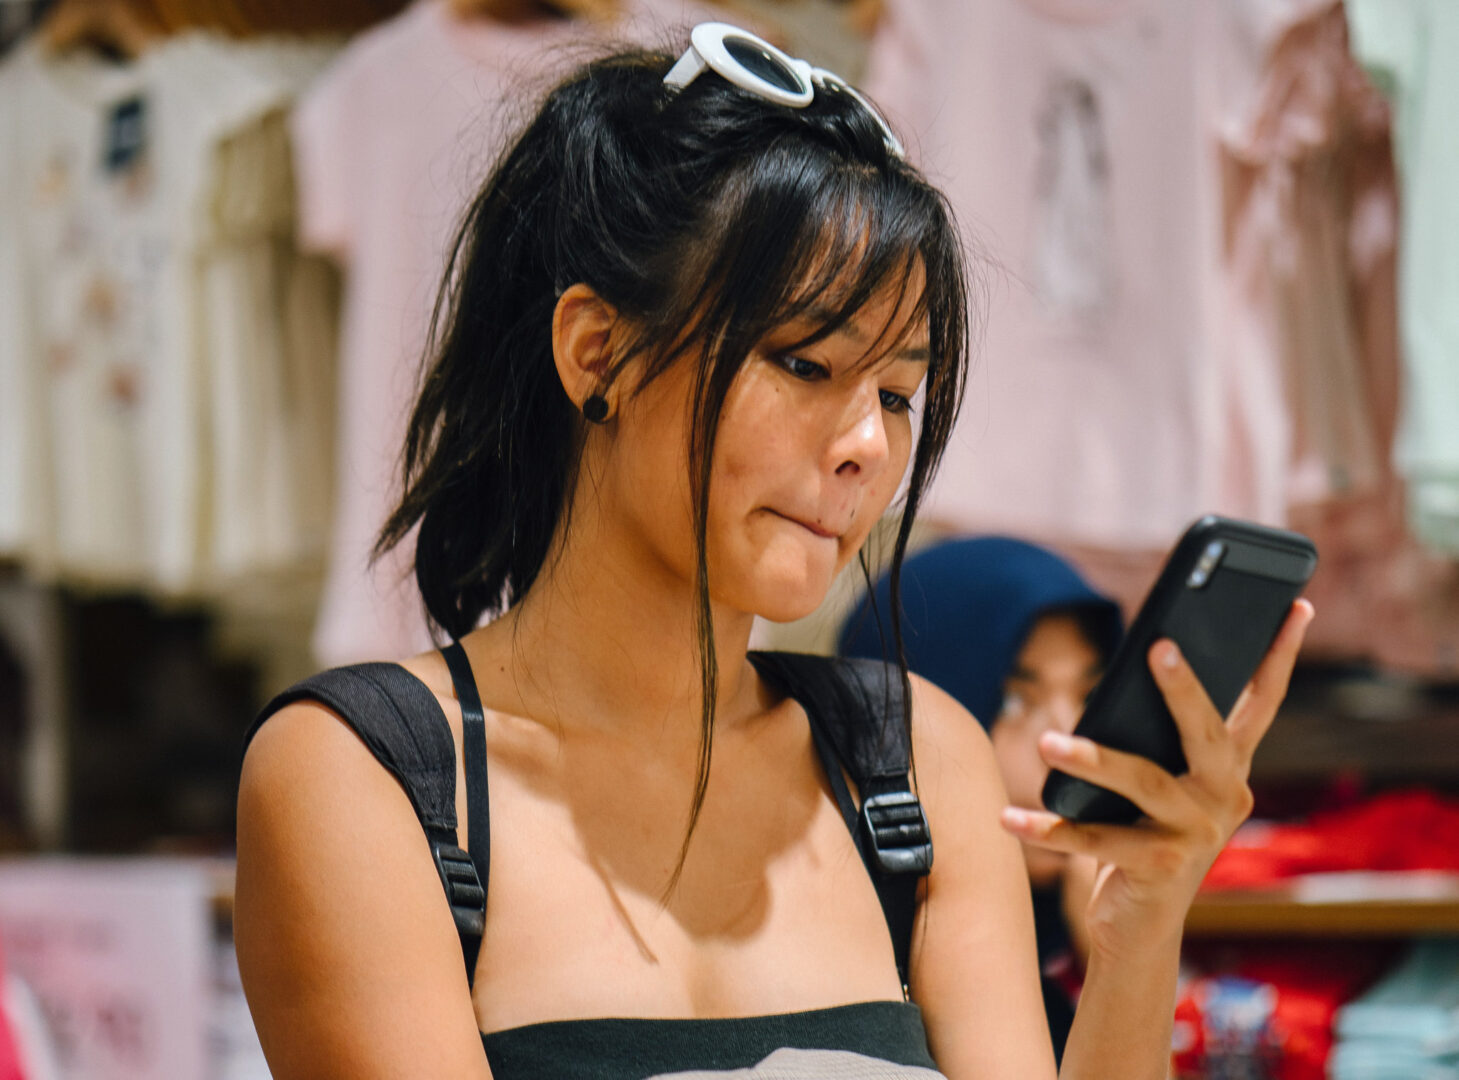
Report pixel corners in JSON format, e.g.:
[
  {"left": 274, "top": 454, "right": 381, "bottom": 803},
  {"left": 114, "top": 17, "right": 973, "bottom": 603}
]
[{"left": 840, "top": 536, "right": 1127, "bottom": 1064}]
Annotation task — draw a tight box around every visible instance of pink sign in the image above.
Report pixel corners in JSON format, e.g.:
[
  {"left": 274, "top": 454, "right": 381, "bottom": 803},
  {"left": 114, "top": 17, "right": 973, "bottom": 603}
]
[{"left": 0, "top": 859, "right": 213, "bottom": 1080}]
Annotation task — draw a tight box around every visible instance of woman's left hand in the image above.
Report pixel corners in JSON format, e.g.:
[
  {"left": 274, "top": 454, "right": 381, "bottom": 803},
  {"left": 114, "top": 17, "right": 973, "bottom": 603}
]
[{"left": 999, "top": 599, "right": 1315, "bottom": 960}]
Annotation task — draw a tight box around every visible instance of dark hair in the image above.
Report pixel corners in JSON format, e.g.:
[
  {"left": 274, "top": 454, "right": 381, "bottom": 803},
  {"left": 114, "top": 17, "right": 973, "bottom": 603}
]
[
  {"left": 377, "top": 40, "right": 972, "bottom": 878},
  {"left": 1045, "top": 603, "right": 1124, "bottom": 671}
]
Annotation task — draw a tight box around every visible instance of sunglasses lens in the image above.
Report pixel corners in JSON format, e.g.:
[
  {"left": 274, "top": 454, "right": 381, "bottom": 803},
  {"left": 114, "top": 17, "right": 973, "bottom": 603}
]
[{"left": 722, "top": 35, "right": 804, "bottom": 95}]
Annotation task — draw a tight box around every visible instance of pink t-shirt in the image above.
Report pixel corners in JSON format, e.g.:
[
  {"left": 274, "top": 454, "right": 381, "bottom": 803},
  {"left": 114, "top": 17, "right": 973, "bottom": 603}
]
[
  {"left": 1219, "top": 0, "right": 1396, "bottom": 508},
  {"left": 295, "top": 0, "right": 728, "bottom": 665},
  {"left": 865, "top": 0, "right": 1306, "bottom": 550}
]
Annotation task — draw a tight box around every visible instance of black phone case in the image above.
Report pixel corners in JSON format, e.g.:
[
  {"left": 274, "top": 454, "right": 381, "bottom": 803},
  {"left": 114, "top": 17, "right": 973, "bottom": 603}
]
[{"left": 1040, "top": 516, "right": 1318, "bottom": 825}]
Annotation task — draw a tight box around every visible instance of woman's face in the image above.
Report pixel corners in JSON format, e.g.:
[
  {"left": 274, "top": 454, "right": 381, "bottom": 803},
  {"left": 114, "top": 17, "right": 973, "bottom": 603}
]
[
  {"left": 990, "top": 612, "right": 1104, "bottom": 881},
  {"left": 599, "top": 279, "right": 930, "bottom": 623},
  {"left": 991, "top": 613, "right": 1104, "bottom": 809}
]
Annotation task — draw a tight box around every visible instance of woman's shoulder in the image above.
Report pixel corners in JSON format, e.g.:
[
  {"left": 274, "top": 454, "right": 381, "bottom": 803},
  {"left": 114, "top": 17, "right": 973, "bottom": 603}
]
[
  {"left": 248, "top": 649, "right": 457, "bottom": 744},
  {"left": 902, "top": 669, "right": 1010, "bottom": 869},
  {"left": 235, "top": 656, "right": 492, "bottom": 1078},
  {"left": 239, "top": 666, "right": 430, "bottom": 833},
  {"left": 241, "top": 650, "right": 467, "bottom": 830},
  {"left": 905, "top": 670, "right": 997, "bottom": 772},
  {"left": 898, "top": 674, "right": 1056, "bottom": 1076}
]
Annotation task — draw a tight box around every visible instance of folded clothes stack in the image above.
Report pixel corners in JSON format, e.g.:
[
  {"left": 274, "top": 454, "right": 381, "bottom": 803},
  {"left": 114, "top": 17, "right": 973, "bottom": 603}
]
[
  {"left": 1172, "top": 944, "right": 1396, "bottom": 1080},
  {"left": 1330, "top": 940, "right": 1459, "bottom": 1080},
  {"left": 1203, "top": 790, "right": 1459, "bottom": 889}
]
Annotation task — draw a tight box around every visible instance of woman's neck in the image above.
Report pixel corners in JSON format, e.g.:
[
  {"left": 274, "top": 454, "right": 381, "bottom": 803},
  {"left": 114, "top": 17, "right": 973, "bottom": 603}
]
[{"left": 465, "top": 503, "right": 763, "bottom": 740}]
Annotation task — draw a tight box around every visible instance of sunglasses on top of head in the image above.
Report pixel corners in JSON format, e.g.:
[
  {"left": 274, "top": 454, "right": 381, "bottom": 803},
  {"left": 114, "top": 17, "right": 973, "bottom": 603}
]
[{"left": 663, "top": 22, "right": 906, "bottom": 161}]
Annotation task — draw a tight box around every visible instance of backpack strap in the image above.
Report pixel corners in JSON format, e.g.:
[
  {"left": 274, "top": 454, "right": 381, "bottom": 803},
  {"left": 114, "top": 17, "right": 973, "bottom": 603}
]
[
  {"left": 747, "top": 651, "right": 932, "bottom": 995},
  {"left": 246, "top": 662, "right": 486, "bottom": 986},
  {"left": 440, "top": 641, "right": 490, "bottom": 956}
]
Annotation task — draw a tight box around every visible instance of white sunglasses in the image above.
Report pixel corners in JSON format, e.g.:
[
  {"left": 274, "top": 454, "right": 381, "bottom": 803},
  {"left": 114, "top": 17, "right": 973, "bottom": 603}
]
[{"left": 663, "top": 22, "right": 906, "bottom": 161}]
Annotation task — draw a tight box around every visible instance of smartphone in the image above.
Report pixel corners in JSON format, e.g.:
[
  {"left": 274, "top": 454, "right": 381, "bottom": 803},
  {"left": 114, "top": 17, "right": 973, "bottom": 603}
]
[{"left": 1040, "top": 516, "right": 1318, "bottom": 825}]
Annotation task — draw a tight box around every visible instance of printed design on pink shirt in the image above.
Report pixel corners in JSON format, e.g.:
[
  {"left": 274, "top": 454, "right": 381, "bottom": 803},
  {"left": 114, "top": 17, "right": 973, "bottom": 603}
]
[{"left": 1031, "top": 72, "right": 1114, "bottom": 325}]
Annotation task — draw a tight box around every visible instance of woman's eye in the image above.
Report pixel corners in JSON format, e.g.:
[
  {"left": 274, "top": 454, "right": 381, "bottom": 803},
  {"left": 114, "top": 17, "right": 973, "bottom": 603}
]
[
  {"left": 998, "top": 692, "right": 1028, "bottom": 720},
  {"left": 777, "top": 355, "right": 828, "bottom": 381},
  {"left": 879, "top": 389, "right": 913, "bottom": 414}
]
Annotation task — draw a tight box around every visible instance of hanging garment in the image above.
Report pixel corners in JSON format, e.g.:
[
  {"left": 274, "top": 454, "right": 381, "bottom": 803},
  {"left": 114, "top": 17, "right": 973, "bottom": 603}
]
[
  {"left": 0, "top": 60, "right": 29, "bottom": 561},
  {"left": 1218, "top": 1, "right": 1396, "bottom": 509},
  {"left": 1216, "top": 1, "right": 1459, "bottom": 676},
  {"left": 1347, "top": 0, "right": 1459, "bottom": 556},
  {"left": 0, "top": 34, "right": 334, "bottom": 594},
  {"left": 864, "top": 0, "right": 1325, "bottom": 550},
  {"left": 201, "top": 104, "right": 340, "bottom": 584},
  {"left": 295, "top": 0, "right": 746, "bottom": 666}
]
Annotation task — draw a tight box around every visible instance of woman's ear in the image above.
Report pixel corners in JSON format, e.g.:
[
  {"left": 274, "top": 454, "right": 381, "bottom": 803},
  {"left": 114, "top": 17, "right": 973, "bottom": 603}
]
[{"left": 552, "top": 284, "right": 619, "bottom": 419}]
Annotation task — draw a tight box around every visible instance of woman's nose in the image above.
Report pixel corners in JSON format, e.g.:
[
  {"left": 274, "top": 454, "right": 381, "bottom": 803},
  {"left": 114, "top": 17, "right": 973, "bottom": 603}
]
[
  {"left": 833, "top": 392, "right": 890, "bottom": 477},
  {"left": 1046, "top": 692, "right": 1084, "bottom": 734}
]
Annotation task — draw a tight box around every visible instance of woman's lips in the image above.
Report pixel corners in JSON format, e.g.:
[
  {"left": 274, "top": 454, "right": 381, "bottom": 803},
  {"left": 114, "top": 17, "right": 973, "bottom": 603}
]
[{"left": 770, "top": 509, "right": 841, "bottom": 539}]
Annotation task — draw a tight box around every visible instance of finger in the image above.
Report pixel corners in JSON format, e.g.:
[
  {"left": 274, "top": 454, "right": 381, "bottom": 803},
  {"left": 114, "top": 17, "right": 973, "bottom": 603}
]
[
  {"left": 1000, "top": 807, "right": 1197, "bottom": 878},
  {"left": 1228, "top": 599, "right": 1315, "bottom": 760},
  {"left": 1038, "top": 731, "right": 1198, "bottom": 828},
  {"left": 1147, "top": 639, "right": 1230, "bottom": 778}
]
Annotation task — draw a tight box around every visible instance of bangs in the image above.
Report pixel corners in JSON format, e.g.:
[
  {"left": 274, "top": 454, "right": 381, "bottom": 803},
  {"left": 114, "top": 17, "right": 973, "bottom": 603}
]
[{"left": 662, "top": 142, "right": 959, "bottom": 379}]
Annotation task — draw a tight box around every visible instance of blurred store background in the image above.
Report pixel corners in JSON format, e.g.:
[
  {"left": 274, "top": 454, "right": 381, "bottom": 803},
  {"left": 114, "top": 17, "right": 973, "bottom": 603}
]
[{"left": 0, "top": 0, "right": 1456, "bottom": 1076}]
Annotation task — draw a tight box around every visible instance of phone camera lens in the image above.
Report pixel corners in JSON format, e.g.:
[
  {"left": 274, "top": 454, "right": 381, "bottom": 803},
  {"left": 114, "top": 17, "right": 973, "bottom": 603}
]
[{"left": 1187, "top": 539, "right": 1227, "bottom": 589}]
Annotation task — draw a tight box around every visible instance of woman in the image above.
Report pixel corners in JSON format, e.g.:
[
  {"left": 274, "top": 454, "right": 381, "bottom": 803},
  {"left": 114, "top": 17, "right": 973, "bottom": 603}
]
[
  {"left": 234, "top": 23, "right": 1313, "bottom": 1079},
  {"left": 839, "top": 536, "right": 1127, "bottom": 1063}
]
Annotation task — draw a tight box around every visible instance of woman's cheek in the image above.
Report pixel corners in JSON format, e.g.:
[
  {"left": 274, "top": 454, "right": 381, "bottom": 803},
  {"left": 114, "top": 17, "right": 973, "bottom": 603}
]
[
  {"left": 723, "top": 364, "right": 798, "bottom": 452},
  {"left": 875, "top": 418, "right": 915, "bottom": 498}
]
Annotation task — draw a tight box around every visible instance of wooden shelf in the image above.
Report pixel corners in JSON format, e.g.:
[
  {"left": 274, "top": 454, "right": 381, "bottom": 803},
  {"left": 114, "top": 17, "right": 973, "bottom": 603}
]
[
  {"left": 1187, "top": 874, "right": 1459, "bottom": 936},
  {"left": 1252, "top": 674, "right": 1459, "bottom": 784}
]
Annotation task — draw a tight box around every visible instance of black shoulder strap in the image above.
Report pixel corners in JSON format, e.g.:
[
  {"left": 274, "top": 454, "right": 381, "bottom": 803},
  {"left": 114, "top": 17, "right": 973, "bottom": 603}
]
[
  {"left": 247, "top": 662, "right": 486, "bottom": 986},
  {"left": 747, "top": 651, "right": 932, "bottom": 995},
  {"left": 440, "top": 641, "right": 490, "bottom": 939}
]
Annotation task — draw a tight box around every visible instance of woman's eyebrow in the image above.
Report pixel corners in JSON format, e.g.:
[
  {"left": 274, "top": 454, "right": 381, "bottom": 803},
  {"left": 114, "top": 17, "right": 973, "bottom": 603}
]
[{"left": 785, "top": 309, "right": 931, "bottom": 362}]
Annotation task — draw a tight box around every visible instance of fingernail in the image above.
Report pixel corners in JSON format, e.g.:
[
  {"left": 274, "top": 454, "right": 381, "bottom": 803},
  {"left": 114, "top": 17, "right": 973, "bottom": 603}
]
[
  {"left": 1002, "top": 807, "right": 1030, "bottom": 828},
  {"left": 1160, "top": 642, "right": 1181, "bottom": 669},
  {"left": 1043, "top": 731, "right": 1075, "bottom": 756}
]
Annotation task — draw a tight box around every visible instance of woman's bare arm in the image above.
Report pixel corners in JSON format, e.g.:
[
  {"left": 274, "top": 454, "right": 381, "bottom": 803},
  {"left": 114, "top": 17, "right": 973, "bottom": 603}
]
[
  {"left": 1017, "top": 600, "right": 1314, "bottom": 1080},
  {"left": 909, "top": 674, "right": 1061, "bottom": 1079},
  {"left": 235, "top": 702, "right": 494, "bottom": 1080},
  {"left": 913, "top": 600, "right": 1312, "bottom": 1079},
  {"left": 1060, "top": 855, "right": 1098, "bottom": 965}
]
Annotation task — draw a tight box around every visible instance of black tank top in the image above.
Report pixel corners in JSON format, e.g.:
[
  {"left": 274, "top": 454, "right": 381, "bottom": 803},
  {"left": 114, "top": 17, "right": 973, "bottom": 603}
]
[{"left": 481, "top": 1001, "right": 942, "bottom": 1078}]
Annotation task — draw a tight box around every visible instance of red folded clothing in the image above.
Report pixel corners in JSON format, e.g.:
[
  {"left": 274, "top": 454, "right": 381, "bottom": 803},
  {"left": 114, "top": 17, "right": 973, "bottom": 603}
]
[
  {"left": 1203, "top": 789, "right": 1459, "bottom": 890},
  {"left": 1172, "top": 945, "right": 1395, "bottom": 1080}
]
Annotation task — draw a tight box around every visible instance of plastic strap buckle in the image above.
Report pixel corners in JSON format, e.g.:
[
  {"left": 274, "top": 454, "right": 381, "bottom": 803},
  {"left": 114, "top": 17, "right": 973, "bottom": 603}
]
[
  {"left": 860, "top": 791, "right": 933, "bottom": 875},
  {"left": 431, "top": 840, "right": 485, "bottom": 943}
]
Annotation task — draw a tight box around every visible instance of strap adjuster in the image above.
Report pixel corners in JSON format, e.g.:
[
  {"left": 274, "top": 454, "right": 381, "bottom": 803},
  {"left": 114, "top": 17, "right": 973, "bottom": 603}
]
[
  {"left": 431, "top": 841, "right": 485, "bottom": 940},
  {"left": 861, "top": 791, "right": 933, "bottom": 875}
]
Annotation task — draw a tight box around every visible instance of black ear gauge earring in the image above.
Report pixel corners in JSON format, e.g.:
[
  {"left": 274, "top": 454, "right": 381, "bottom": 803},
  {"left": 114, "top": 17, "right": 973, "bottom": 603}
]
[{"left": 582, "top": 394, "right": 610, "bottom": 424}]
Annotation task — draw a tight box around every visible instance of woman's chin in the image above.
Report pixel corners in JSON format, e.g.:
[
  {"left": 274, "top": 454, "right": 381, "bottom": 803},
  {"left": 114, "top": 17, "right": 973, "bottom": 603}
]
[
  {"left": 745, "top": 568, "right": 837, "bottom": 624},
  {"left": 753, "top": 596, "right": 825, "bottom": 625},
  {"left": 717, "top": 533, "right": 843, "bottom": 623}
]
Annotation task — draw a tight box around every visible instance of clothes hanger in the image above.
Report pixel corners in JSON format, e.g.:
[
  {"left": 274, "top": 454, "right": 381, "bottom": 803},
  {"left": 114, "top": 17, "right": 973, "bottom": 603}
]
[
  {"left": 446, "top": 0, "right": 619, "bottom": 26},
  {"left": 41, "top": 0, "right": 167, "bottom": 61},
  {"left": 846, "top": 0, "right": 885, "bottom": 38}
]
